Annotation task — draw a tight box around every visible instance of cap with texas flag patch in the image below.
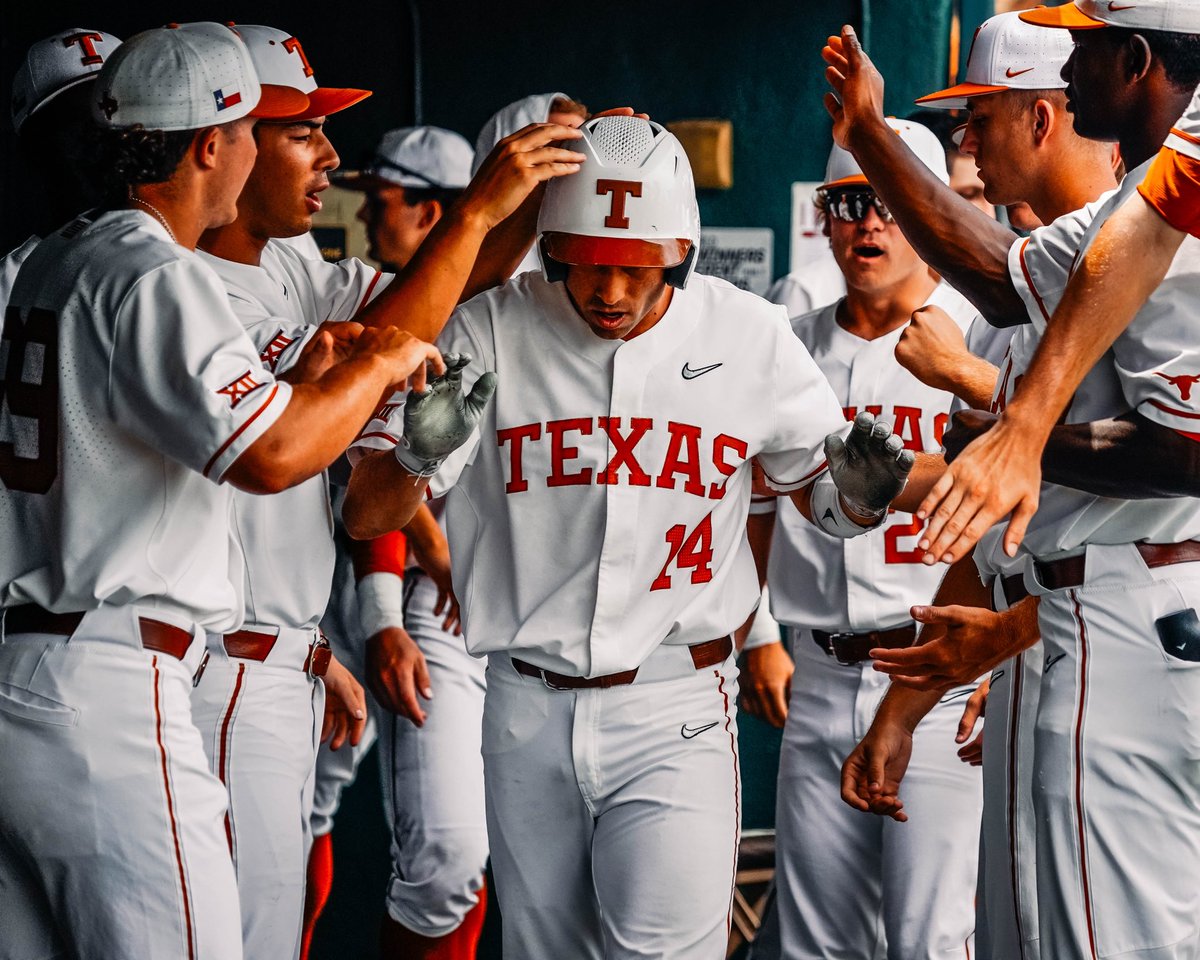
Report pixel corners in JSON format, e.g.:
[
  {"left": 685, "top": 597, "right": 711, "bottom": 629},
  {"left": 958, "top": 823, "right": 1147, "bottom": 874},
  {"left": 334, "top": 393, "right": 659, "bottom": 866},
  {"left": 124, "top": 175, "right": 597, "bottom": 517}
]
[
  {"left": 1021, "top": 0, "right": 1200, "bottom": 33},
  {"left": 234, "top": 25, "right": 371, "bottom": 121},
  {"left": 917, "top": 12, "right": 1072, "bottom": 111},
  {"left": 91, "top": 22, "right": 306, "bottom": 131}
]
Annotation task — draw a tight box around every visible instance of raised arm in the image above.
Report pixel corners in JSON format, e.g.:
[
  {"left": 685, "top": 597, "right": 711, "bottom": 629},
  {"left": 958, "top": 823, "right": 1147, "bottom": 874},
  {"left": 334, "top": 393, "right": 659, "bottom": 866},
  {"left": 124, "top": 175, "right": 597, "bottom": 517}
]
[
  {"left": 353, "top": 123, "right": 586, "bottom": 339},
  {"left": 915, "top": 194, "right": 1188, "bottom": 564},
  {"left": 822, "top": 26, "right": 1025, "bottom": 326}
]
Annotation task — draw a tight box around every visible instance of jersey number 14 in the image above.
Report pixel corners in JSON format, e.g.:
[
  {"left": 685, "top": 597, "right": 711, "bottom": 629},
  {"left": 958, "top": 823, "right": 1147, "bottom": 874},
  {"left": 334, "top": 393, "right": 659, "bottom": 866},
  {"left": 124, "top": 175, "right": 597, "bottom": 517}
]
[{"left": 650, "top": 513, "right": 715, "bottom": 591}]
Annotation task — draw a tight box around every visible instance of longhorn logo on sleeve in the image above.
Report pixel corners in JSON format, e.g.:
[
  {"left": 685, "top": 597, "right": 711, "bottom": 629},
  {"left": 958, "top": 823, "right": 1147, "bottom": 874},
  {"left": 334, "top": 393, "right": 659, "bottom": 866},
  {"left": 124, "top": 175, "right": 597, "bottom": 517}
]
[{"left": 1156, "top": 372, "right": 1200, "bottom": 401}]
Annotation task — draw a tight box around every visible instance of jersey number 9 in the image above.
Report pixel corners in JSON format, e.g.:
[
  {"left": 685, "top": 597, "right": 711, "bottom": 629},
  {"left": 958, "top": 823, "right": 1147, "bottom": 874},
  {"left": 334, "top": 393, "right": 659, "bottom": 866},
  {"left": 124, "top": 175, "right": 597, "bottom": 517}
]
[{"left": 0, "top": 306, "right": 58, "bottom": 494}]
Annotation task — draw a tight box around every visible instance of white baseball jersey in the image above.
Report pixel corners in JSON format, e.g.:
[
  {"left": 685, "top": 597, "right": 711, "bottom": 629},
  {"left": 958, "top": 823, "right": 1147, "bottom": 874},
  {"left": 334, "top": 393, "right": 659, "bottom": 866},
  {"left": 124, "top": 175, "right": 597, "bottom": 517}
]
[
  {"left": 767, "top": 281, "right": 976, "bottom": 631},
  {"left": 197, "top": 240, "right": 391, "bottom": 629},
  {"left": 1005, "top": 158, "right": 1200, "bottom": 558},
  {"left": 0, "top": 211, "right": 291, "bottom": 630},
  {"left": 352, "top": 271, "right": 849, "bottom": 677},
  {"left": 0, "top": 235, "right": 38, "bottom": 311},
  {"left": 1139, "top": 86, "right": 1200, "bottom": 235},
  {"left": 764, "top": 247, "right": 847, "bottom": 319}
]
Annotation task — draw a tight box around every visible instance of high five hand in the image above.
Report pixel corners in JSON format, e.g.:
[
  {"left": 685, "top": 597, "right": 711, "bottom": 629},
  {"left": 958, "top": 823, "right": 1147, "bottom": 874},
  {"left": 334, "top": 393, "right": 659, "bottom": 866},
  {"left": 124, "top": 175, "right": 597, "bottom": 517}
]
[
  {"left": 826, "top": 411, "right": 915, "bottom": 517},
  {"left": 395, "top": 353, "right": 498, "bottom": 477}
]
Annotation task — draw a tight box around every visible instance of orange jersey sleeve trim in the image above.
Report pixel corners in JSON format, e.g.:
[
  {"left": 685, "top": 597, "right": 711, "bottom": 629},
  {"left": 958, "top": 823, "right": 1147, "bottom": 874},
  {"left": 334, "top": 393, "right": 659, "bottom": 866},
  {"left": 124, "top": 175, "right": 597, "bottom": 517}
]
[
  {"left": 203, "top": 384, "right": 281, "bottom": 479},
  {"left": 350, "top": 530, "right": 407, "bottom": 580},
  {"left": 1138, "top": 145, "right": 1200, "bottom": 238},
  {"left": 1017, "top": 237, "right": 1053, "bottom": 325}
]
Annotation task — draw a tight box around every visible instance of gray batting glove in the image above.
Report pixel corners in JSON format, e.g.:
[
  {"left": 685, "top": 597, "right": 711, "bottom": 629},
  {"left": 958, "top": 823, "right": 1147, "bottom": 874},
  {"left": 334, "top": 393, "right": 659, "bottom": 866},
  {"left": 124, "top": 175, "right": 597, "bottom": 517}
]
[
  {"left": 824, "top": 411, "right": 914, "bottom": 516},
  {"left": 395, "top": 353, "right": 498, "bottom": 478}
]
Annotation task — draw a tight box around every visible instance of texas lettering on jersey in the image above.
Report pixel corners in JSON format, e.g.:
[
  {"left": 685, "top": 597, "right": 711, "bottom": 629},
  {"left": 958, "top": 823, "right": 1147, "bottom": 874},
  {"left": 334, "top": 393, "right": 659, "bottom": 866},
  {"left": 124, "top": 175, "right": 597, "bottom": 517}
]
[
  {"left": 496, "top": 416, "right": 748, "bottom": 500},
  {"left": 841, "top": 404, "right": 948, "bottom": 450}
]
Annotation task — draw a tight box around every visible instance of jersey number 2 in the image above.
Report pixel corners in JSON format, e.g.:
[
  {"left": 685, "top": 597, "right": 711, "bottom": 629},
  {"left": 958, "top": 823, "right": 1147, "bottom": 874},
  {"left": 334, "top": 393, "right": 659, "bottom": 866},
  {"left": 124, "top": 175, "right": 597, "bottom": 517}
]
[
  {"left": 650, "top": 514, "right": 715, "bottom": 591},
  {"left": 0, "top": 306, "right": 58, "bottom": 493}
]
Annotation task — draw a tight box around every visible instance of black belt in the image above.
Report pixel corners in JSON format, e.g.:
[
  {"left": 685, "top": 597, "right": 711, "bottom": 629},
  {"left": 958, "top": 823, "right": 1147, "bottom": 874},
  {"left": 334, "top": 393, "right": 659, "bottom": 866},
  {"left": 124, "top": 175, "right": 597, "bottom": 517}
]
[{"left": 811, "top": 624, "right": 916, "bottom": 666}]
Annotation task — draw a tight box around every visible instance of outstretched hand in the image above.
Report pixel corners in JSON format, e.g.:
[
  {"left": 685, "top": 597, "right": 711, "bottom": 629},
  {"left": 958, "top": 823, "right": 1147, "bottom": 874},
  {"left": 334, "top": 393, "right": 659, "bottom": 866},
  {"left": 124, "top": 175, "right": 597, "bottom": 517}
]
[
  {"left": 826, "top": 411, "right": 915, "bottom": 516},
  {"left": 870, "top": 597, "right": 1040, "bottom": 692},
  {"left": 397, "top": 353, "right": 497, "bottom": 476},
  {"left": 841, "top": 715, "right": 913, "bottom": 821},
  {"left": 822, "top": 25, "right": 887, "bottom": 151}
]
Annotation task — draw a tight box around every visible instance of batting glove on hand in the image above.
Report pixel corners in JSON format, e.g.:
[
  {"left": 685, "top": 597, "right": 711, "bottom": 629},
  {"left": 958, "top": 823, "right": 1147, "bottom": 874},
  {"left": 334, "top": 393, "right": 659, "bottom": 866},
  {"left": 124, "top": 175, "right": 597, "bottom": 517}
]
[
  {"left": 396, "top": 354, "right": 497, "bottom": 478},
  {"left": 825, "top": 411, "right": 914, "bottom": 516}
]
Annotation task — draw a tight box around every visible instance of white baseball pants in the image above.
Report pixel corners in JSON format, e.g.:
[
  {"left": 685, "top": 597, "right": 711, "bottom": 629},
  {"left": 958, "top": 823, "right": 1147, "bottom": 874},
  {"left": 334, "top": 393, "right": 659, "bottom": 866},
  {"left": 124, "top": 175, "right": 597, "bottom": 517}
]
[
  {"left": 977, "top": 574, "right": 1042, "bottom": 960},
  {"left": 191, "top": 640, "right": 324, "bottom": 960},
  {"left": 482, "top": 648, "right": 741, "bottom": 960},
  {"left": 775, "top": 628, "right": 982, "bottom": 960},
  {"left": 0, "top": 609, "right": 242, "bottom": 960},
  {"left": 1031, "top": 544, "right": 1200, "bottom": 960},
  {"left": 376, "top": 570, "right": 489, "bottom": 936}
]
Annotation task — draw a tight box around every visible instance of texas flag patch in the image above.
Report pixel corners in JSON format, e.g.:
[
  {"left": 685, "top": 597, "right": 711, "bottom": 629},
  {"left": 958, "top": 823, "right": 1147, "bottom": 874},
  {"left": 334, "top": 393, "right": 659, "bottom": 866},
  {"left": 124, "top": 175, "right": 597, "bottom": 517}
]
[{"left": 213, "top": 88, "right": 242, "bottom": 111}]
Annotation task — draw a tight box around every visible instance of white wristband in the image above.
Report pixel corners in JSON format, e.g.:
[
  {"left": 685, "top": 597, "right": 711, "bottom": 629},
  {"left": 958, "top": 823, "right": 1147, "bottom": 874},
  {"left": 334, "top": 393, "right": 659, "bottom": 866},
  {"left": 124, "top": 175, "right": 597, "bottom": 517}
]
[
  {"left": 810, "top": 476, "right": 885, "bottom": 539},
  {"left": 357, "top": 571, "right": 406, "bottom": 638}
]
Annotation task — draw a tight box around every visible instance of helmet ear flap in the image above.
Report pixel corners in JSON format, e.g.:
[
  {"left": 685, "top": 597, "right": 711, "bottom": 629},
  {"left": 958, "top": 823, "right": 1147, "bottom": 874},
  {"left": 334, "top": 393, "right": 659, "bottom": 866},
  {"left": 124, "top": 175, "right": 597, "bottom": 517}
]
[
  {"left": 664, "top": 243, "right": 698, "bottom": 289},
  {"left": 538, "top": 236, "right": 570, "bottom": 283}
]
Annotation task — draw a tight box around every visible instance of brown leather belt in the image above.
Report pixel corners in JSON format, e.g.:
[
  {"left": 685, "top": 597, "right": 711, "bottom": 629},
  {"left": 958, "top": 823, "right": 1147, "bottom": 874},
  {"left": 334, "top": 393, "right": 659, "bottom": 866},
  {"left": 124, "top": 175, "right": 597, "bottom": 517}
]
[
  {"left": 222, "top": 628, "right": 331, "bottom": 679},
  {"left": 4, "top": 604, "right": 193, "bottom": 660},
  {"left": 812, "top": 624, "right": 916, "bottom": 666},
  {"left": 512, "top": 636, "right": 733, "bottom": 690},
  {"left": 1034, "top": 540, "right": 1200, "bottom": 592}
]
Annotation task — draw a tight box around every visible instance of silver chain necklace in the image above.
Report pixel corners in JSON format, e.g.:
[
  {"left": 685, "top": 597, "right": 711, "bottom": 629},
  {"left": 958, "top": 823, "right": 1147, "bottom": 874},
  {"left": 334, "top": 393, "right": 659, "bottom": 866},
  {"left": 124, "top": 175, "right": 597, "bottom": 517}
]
[{"left": 127, "top": 190, "right": 178, "bottom": 244}]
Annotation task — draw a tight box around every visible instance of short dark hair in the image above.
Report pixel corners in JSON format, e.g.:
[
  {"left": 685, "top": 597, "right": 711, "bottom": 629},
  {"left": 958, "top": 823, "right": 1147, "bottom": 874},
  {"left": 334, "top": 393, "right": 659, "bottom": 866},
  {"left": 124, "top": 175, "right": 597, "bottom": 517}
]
[
  {"left": 91, "top": 125, "right": 195, "bottom": 200},
  {"left": 1110, "top": 26, "right": 1200, "bottom": 90},
  {"left": 401, "top": 186, "right": 465, "bottom": 210}
]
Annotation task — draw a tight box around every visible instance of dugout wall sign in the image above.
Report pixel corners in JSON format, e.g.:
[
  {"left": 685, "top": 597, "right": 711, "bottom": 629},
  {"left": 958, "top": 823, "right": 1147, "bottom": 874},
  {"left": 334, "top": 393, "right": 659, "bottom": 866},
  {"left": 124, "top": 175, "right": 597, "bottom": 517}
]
[{"left": 697, "top": 228, "right": 773, "bottom": 295}]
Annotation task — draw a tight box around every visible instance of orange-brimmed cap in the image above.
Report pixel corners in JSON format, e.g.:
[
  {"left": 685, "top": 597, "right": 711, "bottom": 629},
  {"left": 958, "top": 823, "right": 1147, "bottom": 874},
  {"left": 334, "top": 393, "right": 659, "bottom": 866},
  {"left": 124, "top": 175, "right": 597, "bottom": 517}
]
[
  {"left": 1023, "top": 0, "right": 1200, "bottom": 31},
  {"left": 542, "top": 232, "right": 691, "bottom": 269},
  {"left": 917, "top": 12, "right": 1072, "bottom": 110},
  {"left": 235, "top": 25, "right": 371, "bottom": 121},
  {"left": 1020, "top": 3, "right": 1107, "bottom": 29}
]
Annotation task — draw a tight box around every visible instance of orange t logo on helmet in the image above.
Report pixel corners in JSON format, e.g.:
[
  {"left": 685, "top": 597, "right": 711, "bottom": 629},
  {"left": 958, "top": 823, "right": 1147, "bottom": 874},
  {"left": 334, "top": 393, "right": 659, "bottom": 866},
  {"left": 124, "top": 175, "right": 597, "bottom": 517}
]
[{"left": 596, "top": 179, "right": 643, "bottom": 229}]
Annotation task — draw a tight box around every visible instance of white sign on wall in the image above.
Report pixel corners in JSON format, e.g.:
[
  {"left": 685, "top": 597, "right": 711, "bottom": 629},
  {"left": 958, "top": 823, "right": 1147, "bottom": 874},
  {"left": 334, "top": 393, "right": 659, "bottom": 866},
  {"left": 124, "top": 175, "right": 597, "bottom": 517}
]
[
  {"left": 697, "top": 227, "right": 774, "bottom": 295},
  {"left": 789, "top": 180, "right": 829, "bottom": 274}
]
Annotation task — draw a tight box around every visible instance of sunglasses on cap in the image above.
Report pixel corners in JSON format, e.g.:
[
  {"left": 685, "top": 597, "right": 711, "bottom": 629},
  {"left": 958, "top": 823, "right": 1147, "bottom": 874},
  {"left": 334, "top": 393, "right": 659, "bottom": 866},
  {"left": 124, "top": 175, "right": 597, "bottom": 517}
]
[{"left": 820, "top": 189, "right": 894, "bottom": 224}]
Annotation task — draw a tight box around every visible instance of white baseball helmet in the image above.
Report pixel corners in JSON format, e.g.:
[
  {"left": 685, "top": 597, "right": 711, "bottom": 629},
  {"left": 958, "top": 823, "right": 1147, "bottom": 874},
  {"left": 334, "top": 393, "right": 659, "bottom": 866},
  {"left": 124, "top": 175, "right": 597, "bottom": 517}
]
[{"left": 537, "top": 116, "right": 701, "bottom": 288}]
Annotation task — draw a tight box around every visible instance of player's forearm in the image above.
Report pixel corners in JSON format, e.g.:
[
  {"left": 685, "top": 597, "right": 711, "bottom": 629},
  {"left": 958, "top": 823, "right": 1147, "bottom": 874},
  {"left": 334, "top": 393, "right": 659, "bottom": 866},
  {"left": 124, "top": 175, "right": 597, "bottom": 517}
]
[
  {"left": 227, "top": 354, "right": 395, "bottom": 494},
  {"left": 874, "top": 682, "right": 943, "bottom": 733},
  {"left": 952, "top": 358, "right": 1000, "bottom": 411},
  {"left": 460, "top": 187, "right": 543, "bottom": 301},
  {"left": 344, "top": 449, "right": 430, "bottom": 540},
  {"left": 401, "top": 502, "right": 444, "bottom": 556},
  {"left": 1003, "top": 196, "right": 1183, "bottom": 445},
  {"left": 354, "top": 207, "right": 491, "bottom": 341},
  {"left": 891, "top": 452, "right": 946, "bottom": 514},
  {"left": 1043, "top": 411, "right": 1200, "bottom": 498},
  {"left": 846, "top": 118, "right": 1023, "bottom": 326},
  {"left": 745, "top": 511, "right": 775, "bottom": 588}
]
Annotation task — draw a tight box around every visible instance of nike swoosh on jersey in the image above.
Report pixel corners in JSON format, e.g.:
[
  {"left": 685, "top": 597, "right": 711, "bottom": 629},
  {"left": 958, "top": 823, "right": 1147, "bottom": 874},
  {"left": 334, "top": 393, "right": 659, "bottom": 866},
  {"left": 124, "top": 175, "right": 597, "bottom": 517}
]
[
  {"left": 1044, "top": 653, "right": 1066, "bottom": 673},
  {"left": 681, "top": 361, "right": 723, "bottom": 380},
  {"left": 681, "top": 721, "right": 720, "bottom": 739}
]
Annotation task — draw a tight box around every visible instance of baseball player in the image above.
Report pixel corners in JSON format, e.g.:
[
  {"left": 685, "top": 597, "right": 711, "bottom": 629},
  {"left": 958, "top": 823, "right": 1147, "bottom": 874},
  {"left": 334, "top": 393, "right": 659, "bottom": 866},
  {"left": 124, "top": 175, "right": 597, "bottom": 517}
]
[
  {"left": 472, "top": 91, "right": 589, "bottom": 276},
  {"left": 341, "top": 115, "right": 915, "bottom": 960},
  {"left": 333, "top": 126, "right": 493, "bottom": 958},
  {"left": 2, "top": 28, "right": 122, "bottom": 310},
  {"left": 826, "top": 9, "right": 1200, "bottom": 958},
  {"left": 0, "top": 22, "right": 448, "bottom": 959},
  {"left": 921, "top": 0, "right": 1200, "bottom": 564},
  {"left": 191, "top": 25, "right": 589, "bottom": 960},
  {"left": 741, "top": 122, "right": 983, "bottom": 960}
]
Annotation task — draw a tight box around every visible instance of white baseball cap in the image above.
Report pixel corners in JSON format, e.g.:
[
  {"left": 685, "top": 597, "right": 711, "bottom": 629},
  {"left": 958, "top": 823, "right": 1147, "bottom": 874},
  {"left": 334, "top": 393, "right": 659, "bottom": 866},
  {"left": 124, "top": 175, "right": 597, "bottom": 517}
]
[
  {"left": 11, "top": 28, "right": 121, "bottom": 133},
  {"left": 819, "top": 118, "right": 949, "bottom": 192},
  {"left": 234, "top": 25, "right": 371, "bottom": 120},
  {"left": 337, "top": 126, "right": 475, "bottom": 191},
  {"left": 91, "top": 22, "right": 306, "bottom": 132},
  {"left": 916, "top": 12, "right": 1072, "bottom": 110},
  {"left": 1022, "top": 0, "right": 1200, "bottom": 33}
]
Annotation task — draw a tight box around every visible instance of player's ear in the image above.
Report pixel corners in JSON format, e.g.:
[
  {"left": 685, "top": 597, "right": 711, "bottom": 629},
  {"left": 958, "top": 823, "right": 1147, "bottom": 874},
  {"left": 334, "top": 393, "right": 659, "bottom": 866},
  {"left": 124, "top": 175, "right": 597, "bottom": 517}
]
[
  {"left": 1031, "top": 98, "right": 1055, "bottom": 148},
  {"left": 417, "top": 199, "right": 442, "bottom": 230},
  {"left": 193, "top": 125, "right": 223, "bottom": 172}
]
